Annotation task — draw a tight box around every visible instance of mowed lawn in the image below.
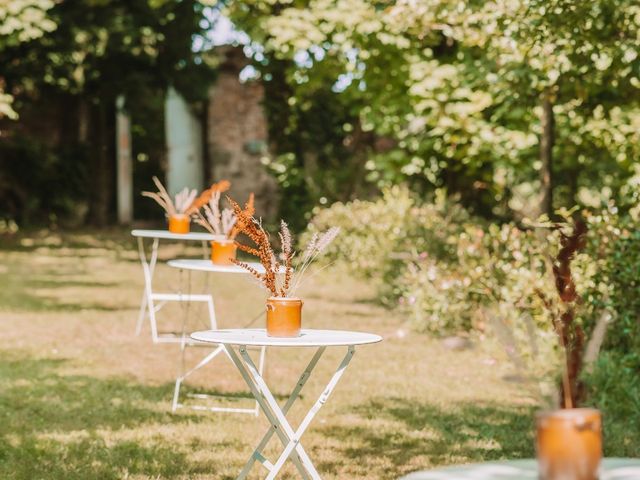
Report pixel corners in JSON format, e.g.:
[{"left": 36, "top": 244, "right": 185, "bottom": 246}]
[{"left": 0, "top": 229, "right": 537, "bottom": 479}]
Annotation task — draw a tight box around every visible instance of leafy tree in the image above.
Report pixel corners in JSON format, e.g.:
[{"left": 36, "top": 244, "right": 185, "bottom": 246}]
[
  {"left": 1, "top": 0, "right": 216, "bottom": 225},
  {"left": 228, "top": 0, "right": 640, "bottom": 220},
  {"left": 0, "top": 0, "right": 56, "bottom": 119}
]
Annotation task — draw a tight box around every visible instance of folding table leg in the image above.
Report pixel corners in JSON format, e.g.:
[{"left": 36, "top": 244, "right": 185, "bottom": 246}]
[
  {"left": 172, "top": 344, "right": 225, "bottom": 412},
  {"left": 230, "top": 344, "right": 356, "bottom": 480},
  {"left": 237, "top": 347, "right": 326, "bottom": 478},
  {"left": 135, "top": 236, "right": 160, "bottom": 338},
  {"left": 266, "top": 346, "right": 355, "bottom": 477},
  {"left": 135, "top": 237, "right": 149, "bottom": 335},
  {"left": 135, "top": 290, "right": 147, "bottom": 336},
  {"left": 225, "top": 345, "right": 317, "bottom": 480}
]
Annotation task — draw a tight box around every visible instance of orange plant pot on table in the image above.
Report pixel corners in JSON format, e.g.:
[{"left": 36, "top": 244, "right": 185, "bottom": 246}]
[
  {"left": 225, "top": 196, "right": 340, "bottom": 339},
  {"left": 210, "top": 239, "right": 237, "bottom": 265},
  {"left": 168, "top": 214, "right": 191, "bottom": 234},
  {"left": 266, "top": 297, "right": 302, "bottom": 337},
  {"left": 536, "top": 408, "right": 602, "bottom": 480}
]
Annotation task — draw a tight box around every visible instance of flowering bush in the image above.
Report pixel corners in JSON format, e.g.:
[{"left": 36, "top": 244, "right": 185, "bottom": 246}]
[
  {"left": 581, "top": 206, "right": 640, "bottom": 449},
  {"left": 309, "top": 184, "right": 640, "bottom": 442},
  {"left": 306, "top": 186, "right": 472, "bottom": 303}
]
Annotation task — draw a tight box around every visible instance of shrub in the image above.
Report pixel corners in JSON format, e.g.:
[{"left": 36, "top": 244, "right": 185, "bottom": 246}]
[
  {"left": 309, "top": 187, "right": 640, "bottom": 440},
  {"left": 583, "top": 352, "right": 640, "bottom": 456},
  {"left": 306, "top": 185, "right": 473, "bottom": 304},
  {"left": 580, "top": 209, "right": 640, "bottom": 454}
]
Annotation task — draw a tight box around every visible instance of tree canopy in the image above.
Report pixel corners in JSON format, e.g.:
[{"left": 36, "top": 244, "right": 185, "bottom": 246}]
[
  {"left": 227, "top": 0, "right": 640, "bottom": 220},
  {"left": 0, "top": 0, "right": 217, "bottom": 225}
]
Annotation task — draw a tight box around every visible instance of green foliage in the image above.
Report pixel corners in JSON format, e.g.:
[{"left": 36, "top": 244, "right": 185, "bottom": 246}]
[
  {"left": 585, "top": 215, "right": 640, "bottom": 355},
  {"left": 309, "top": 185, "right": 640, "bottom": 427},
  {"left": 580, "top": 208, "right": 640, "bottom": 453},
  {"left": 0, "top": 135, "right": 90, "bottom": 225},
  {"left": 229, "top": 0, "right": 640, "bottom": 221},
  {"left": 306, "top": 186, "right": 472, "bottom": 303},
  {"left": 0, "top": 0, "right": 217, "bottom": 225},
  {"left": 0, "top": 0, "right": 56, "bottom": 118},
  {"left": 583, "top": 352, "right": 640, "bottom": 456},
  {"left": 308, "top": 187, "right": 558, "bottom": 336}
]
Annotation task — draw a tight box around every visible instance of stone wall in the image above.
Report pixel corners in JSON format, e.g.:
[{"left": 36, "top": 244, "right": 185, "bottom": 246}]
[{"left": 207, "top": 46, "right": 278, "bottom": 220}]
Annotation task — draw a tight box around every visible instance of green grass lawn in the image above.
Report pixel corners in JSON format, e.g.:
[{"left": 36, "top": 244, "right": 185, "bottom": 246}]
[{"left": 0, "top": 229, "right": 538, "bottom": 479}]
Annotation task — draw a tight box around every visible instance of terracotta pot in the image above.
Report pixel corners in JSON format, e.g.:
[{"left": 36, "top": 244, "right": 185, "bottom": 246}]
[
  {"left": 168, "top": 214, "right": 190, "bottom": 234},
  {"left": 536, "top": 408, "right": 602, "bottom": 480},
  {"left": 266, "top": 297, "right": 302, "bottom": 337},
  {"left": 210, "top": 239, "right": 237, "bottom": 265}
]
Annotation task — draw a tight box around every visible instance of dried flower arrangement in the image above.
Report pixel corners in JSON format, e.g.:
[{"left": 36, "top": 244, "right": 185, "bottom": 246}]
[
  {"left": 190, "top": 185, "right": 253, "bottom": 265},
  {"left": 227, "top": 196, "right": 339, "bottom": 336},
  {"left": 534, "top": 219, "right": 602, "bottom": 480},
  {"left": 141, "top": 177, "right": 231, "bottom": 234},
  {"left": 142, "top": 176, "right": 197, "bottom": 218},
  {"left": 228, "top": 197, "right": 339, "bottom": 298},
  {"left": 536, "top": 219, "right": 588, "bottom": 409},
  {"left": 192, "top": 189, "right": 252, "bottom": 240}
]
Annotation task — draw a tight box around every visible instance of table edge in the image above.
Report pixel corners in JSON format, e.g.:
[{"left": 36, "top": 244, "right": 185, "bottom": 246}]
[{"left": 191, "top": 329, "right": 383, "bottom": 347}]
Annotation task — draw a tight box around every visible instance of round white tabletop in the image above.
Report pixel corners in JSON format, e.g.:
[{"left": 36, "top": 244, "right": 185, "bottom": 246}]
[
  {"left": 191, "top": 328, "right": 383, "bottom": 347},
  {"left": 167, "top": 258, "right": 268, "bottom": 274},
  {"left": 400, "top": 458, "right": 640, "bottom": 480},
  {"left": 131, "top": 229, "right": 219, "bottom": 241}
]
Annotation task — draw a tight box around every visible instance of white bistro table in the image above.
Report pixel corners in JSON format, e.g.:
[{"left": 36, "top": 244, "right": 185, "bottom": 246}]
[
  {"left": 400, "top": 458, "right": 640, "bottom": 480},
  {"left": 167, "top": 258, "right": 263, "bottom": 274},
  {"left": 132, "top": 229, "right": 218, "bottom": 343},
  {"left": 167, "top": 259, "right": 272, "bottom": 415},
  {"left": 191, "top": 328, "right": 382, "bottom": 480}
]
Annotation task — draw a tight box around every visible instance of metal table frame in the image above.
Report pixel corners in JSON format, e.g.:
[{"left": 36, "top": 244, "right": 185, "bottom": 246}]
[
  {"left": 400, "top": 458, "right": 640, "bottom": 480},
  {"left": 132, "top": 229, "right": 218, "bottom": 343},
  {"left": 191, "top": 328, "right": 382, "bottom": 479},
  {"left": 167, "top": 259, "right": 273, "bottom": 416}
]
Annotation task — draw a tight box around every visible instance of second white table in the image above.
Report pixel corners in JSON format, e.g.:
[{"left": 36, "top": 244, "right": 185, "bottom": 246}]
[{"left": 166, "top": 258, "right": 270, "bottom": 414}]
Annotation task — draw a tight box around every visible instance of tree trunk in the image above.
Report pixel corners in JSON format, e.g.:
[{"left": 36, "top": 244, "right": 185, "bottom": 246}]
[
  {"left": 540, "top": 89, "right": 555, "bottom": 217},
  {"left": 88, "top": 100, "right": 113, "bottom": 226}
]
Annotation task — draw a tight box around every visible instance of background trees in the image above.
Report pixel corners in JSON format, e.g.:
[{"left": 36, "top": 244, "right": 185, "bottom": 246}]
[
  {"left": 0, "top": 0, "right": 215, "bottom": 225},
  {"left": 228, "top": 0, "right": 640, "bottom": 223},
  {"left": 2, "top": 0, "right": 639, "bottom": 229}
]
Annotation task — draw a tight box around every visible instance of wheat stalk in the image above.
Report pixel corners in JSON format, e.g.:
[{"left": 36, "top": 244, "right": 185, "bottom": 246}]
[
  {"left": 279, "top": 220, "right": 294, "bottom": 296},
  {"left": 289, "top": 227, "right": 340, "bottom": 294},
  {"left": 141, "top": 176, "right": 178, "bottom": 216}
]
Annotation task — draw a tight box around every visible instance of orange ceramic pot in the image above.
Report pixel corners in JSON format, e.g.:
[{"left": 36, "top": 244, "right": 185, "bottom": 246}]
[
  {"left": 168, "top": 214, "right": 190, "bottom": 234},
  {"left": 210, "top": 239, "right": 237, "bottom": 265},
  {"left": 536, "top": 408, "right": 602, "bottom": 480},
  {"left": 266, "top": 297, "right": 302, "bottom": 337}
]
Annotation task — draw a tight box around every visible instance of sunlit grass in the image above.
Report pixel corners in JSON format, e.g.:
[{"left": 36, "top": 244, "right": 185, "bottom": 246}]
[{"left": 0, "top": 229, "right": 538, "bottom": 479}]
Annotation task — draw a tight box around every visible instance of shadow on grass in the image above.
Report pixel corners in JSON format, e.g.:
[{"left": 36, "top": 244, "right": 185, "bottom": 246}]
[
  {"left": 0, "top": 264, "right": 126, "bottom": 312},
  {"left": 317, "top": 396, "right": 535, "bottom": 476},
  {"left": 0, "top": 229, "right": 136, "bottom": 253},
  {"left": 0, "top": 290, "right": 126, "bottom": 312},
  {"left": 0, "top": 351, "right": 221, "bottom": 479}
]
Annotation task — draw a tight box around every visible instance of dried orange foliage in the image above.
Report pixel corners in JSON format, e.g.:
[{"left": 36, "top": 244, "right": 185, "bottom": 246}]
[
  {"left": 186, "top": 180, "right": 231, "bottom": 215},
  {"left": 537, "top": 219, "right": 588, "bottom": 409},
  {"left": 229, "top": 193, "right": 255, "bottom": 240},
  {"left": 227, "top": 196, "right": 283, "bottom": 297},
  {"left": 228, "top": 196, "right": 338, "bottom": 298}
]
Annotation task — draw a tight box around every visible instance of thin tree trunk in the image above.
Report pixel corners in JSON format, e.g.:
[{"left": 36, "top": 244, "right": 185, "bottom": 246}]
[
  {"left": 540, "top": 89, "right": 555, "bottom": 217},
  {"left": 88, "top": 101, "right": 112, "bottom": 226},
  {"left": 78, "top": 97, "right": 89, "bottom": 144}
]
